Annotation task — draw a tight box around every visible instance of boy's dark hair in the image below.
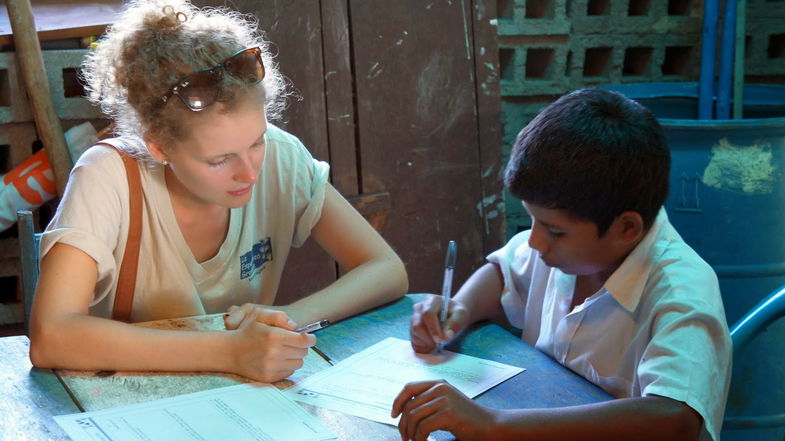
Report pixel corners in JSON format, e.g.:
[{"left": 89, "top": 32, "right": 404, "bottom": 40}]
[{"left": 505, "top": 88, "right": 670, "bottom": 236}]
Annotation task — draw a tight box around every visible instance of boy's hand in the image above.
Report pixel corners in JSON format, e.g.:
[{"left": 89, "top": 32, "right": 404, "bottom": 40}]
[
  {"left": 391, "top": 380, "right": 495, "bottom": 441},
  {"left": 226, "top": 307, "right": 316, "bottom": 383},
  {"left": 409, "top": 295, "right": 469, "bottom": 353}
]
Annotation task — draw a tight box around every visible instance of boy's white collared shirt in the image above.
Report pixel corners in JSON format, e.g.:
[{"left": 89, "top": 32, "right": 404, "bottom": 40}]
[{"left": 489, "top": 208, "right": 731, "bottom": 441}]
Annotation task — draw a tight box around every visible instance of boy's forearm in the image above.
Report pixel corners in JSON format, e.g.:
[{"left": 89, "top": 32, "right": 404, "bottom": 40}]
[
  {"left": 488, "top": 396, "right": 701, "bottom": 441},
  {"left": 454, "top": 262, "right": 505, "bottom": 324}
]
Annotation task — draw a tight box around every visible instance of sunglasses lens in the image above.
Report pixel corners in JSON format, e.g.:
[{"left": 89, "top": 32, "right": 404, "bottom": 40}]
[
  {"left": 163, "top": 48, "right": 264, "bottom": 111},
  {"left": 178, "top": 69, "right": 220, "bottom": 110},
  {"left": 224, "top": 49, "right": 264, "bottom": 83}
]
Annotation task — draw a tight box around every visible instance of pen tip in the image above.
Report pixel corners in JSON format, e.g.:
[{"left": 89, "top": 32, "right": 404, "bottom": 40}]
[{"left": 445, "top": 240, "right": 457, "bottom": 268}]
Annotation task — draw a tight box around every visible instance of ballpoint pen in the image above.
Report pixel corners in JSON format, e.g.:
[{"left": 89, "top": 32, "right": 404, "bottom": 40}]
[
  {"left": 438, "top": 240, "right": 457, "bottom": 352},
  {"left": 296, "top": 319, "right": 331, "bottom": 334}
]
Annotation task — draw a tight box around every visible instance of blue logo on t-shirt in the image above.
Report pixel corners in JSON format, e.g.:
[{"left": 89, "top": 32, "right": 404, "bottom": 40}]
[{"left": 240, "top": 237, "right": 273, "bottom": 280}]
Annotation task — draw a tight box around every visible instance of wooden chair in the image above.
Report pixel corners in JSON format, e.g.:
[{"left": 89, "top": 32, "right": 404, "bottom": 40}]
[{"left": 17, "top": 209, "right": 40, "bottom": 335}]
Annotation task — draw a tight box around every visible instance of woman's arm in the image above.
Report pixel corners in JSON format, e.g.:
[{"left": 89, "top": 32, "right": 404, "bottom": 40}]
[
  {"left": 29, "top": 243, "right": 314, "bottom": 382},
  {"left": 277, "top": 183, "right": 408, "bottom": 325}
]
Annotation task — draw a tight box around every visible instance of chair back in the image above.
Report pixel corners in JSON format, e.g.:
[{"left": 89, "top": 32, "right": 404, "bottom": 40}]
[
  {"left": 723, "top": 284, "right": 785, "bottom": 435},
  {"left": 17, "top": 210, "right": 41, "bottom": 336}
]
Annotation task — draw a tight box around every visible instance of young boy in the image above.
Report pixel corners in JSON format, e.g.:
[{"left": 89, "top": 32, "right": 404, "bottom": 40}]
[{"left": 392, "top": 88, "right": 731, "bottom": 441}]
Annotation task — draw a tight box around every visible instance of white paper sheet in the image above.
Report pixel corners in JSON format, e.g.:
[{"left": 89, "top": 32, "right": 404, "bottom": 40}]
[
  {"left": 54, "top": 383, "right": 336, "bottom": 441},
  {"left": 285, "top": 337, "right": 525, "bottom": 425}
]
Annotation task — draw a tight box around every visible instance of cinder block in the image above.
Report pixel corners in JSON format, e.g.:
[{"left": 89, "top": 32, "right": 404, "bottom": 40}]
[
  {"left": 495, "top": 0, "right": 785, "bottom": 240},
  {"left": 568, "top": 33, "right": 700, "bottom": 86},
  {"left": 0, "top": 50, "right": 101, "bottom": 124},
  {"left": 500, "top": 43, "right": 571, "bottom": 95},
  {"left": 0, "top": 53, "right": 32, "bottom": 124},
  {"left": 497, "top": 0, "right": 570, "bottom": 36},
  {"left": 748, "top": 0, "right": 785, "bottom": 18},
  {"left": 0, "top": 122, "right": 38, "bottom": 172},
  {"left": 746, "top": 20, "right": 785, "bottom": 77},
  {"left": 572, "top": 0, "right": 701, "bottom": 34}
]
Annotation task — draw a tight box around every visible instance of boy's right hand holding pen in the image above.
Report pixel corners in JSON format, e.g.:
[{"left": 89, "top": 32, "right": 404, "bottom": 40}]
[
  {"left": 409, "top": 295, "right": 471, "bottom": 353},
  {"left": 409, "top": 241, "right": 471, "bottom": 353}
]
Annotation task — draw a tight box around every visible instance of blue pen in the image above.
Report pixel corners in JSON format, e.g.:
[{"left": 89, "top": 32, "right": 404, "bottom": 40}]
[{"left": 438, "top": 240, "right": 457, "bottom": 352}]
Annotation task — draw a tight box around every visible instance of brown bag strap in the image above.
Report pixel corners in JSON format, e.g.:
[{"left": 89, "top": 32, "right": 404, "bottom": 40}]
[{"left": 102, "top": 144, "right": 142, "bottom": 322}]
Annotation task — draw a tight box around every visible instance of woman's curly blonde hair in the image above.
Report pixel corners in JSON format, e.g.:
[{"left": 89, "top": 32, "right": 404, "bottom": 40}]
[{"left": 81, "top": 0, "right": 288, "bottom": 162}]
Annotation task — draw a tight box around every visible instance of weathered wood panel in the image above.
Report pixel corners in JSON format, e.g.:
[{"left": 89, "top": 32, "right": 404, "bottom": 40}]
[
  {"left": 195, "top": 0, "right": 504, "bottom": 300},
  {"left": 470, "top": 0, "right": 505, "bottom": 256},
  {"left": 349, "top": 0, "right": 489, "bottom": 292},
  {"left": 217, "top": 0, "right": 339, "bottom": 305},
  {"left": 320, "top": 0, "right": 359, "bottom": 196}
]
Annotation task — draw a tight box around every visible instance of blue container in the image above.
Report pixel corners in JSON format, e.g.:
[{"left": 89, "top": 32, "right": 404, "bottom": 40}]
[{"left": 604, "top": 82, "right": 785, "bottom": 441}]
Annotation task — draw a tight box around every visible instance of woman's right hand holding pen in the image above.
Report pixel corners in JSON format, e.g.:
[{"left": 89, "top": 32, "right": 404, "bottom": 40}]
[
  {"left": 409, "top": 294, "right": 470, "bottom": 354},
  {"left": 223, "top": 304, "right": 316, "bottom": 383}
]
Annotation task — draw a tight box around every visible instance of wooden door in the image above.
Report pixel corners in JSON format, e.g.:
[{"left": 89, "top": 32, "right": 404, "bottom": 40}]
[{"left": 200, "top": 0, "right": 503, "bottom": 303}]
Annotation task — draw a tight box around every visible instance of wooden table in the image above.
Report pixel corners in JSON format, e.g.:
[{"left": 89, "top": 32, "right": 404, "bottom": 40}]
[{"left": 0, "top": 294, "right": 611, "bottom": 440}]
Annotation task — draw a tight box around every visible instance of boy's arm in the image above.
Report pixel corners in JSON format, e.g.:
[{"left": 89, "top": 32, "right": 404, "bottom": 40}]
[
  {"left": 492, "top": 395, "right": 701, "bottom": 441},
  {"left": 453, "top": 262, "right": 506, "bottom": 323},
  {"left": 393, "top": 380, "right": 702, "bottom": 441},
  {"left": 410, "top": 263, "right": 505, "bottom": 353}
]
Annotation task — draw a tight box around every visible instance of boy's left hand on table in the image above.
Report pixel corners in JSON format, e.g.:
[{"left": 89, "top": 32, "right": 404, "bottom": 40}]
[{"left": 392, "top": 379, "right": 496, "bottom": 441}]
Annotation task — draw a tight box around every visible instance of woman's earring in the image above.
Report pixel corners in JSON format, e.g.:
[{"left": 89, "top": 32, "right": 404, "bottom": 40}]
[{"left": 161, "top": 160, "right": 169, "bottom": 166}]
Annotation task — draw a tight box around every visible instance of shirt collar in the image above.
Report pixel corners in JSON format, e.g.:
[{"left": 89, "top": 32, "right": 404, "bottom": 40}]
[{"left": 603, "top": 207, "right": 668, "bottom": 312}]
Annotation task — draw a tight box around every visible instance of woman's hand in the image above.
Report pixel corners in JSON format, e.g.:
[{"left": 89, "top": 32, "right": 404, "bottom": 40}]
[
  {"left": 223, "top": 303, "right": 299, "bottom": 330},
  {"left": 224, "top": 304, "right": 316, "bottom": 382},
  {"left": 391, "top": 380, "right": 497, "bottom": 441},
  {"left": 409, "top": 295, "right": 470, "bottom": 353}
]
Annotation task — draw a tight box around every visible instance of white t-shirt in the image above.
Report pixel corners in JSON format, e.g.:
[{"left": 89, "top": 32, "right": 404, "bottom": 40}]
[
  {"left": 41, "top": 124, "right": 330, "bottom": 322},
  {"left": 487, "top": 208, "right": 731, "bottom": 441}
]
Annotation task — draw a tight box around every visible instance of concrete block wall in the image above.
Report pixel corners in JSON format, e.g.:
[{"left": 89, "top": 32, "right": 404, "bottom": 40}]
[
  {"left": 0, "top": 48, "right": 101, "bottom": 326},
  {"left": 498, "top": 0, "right": 785, "bottom": 238},
  {"left": 746, "top": 0, "right": 785, "bottom": 78}
]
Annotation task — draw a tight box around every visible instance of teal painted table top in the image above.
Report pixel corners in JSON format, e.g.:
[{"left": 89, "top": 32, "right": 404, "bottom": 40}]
[
  {"left": 316, "top": 294, "right": 613, "bottom": 411},
  {"left": 0, "top": 336, "right": 78, "bottom": 441},
  {"left": 1, "top": 294, "right": 611, "bottom": 440}
]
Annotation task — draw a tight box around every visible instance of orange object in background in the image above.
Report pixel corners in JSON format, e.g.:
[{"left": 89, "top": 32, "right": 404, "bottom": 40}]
[
  {"left": 0, "top": 121, "right": 98, "bottom": 231},
  {"left": 3, "top": 149, "right": 57, "bottom": 206}
]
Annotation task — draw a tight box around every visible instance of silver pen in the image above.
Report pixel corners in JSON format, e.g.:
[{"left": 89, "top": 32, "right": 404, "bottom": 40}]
[
  {"left": 296, "top": 319, "right": 330, "bottom": 334},
  {"left": 438, "top": 240, "right": 457, "bottom": 352}
]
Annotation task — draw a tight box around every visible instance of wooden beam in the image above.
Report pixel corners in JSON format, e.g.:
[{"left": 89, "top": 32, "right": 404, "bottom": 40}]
[{"left": 6, "top": 0, "right": 73, "bottom": 195}]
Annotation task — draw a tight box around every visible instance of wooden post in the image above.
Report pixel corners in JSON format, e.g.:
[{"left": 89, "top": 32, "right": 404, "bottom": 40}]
[{"left": 5, "top": 0, "right": 73, "bottom": 195}]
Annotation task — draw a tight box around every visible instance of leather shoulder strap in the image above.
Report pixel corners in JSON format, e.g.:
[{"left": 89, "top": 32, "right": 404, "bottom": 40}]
[{"left": 98, "top": 142, "right": 142, "bottom": 322}]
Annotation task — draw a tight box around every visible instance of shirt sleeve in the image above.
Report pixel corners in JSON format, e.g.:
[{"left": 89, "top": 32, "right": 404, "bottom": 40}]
[
  {"left": 636, "top": 261, "right": 732, "bottom": 441},
  {"left": 487, "top": 230, "right": 536, "bottom": 329},
  {"left": 39, "top": 146, "right": 128, "bottom": 305},
  {"left": 265, "top": 126, "right": 330, "bottom": 248}
]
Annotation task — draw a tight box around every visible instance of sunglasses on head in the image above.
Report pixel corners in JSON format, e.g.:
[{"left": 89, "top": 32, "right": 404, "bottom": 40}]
[{"left": 160, "top": 46, "right": 265, "bottom": 112}]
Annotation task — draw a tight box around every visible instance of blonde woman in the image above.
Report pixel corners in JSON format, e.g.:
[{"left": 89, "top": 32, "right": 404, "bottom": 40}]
[{"left": 29, "top": 0, "right": 407, "bottom": 383}]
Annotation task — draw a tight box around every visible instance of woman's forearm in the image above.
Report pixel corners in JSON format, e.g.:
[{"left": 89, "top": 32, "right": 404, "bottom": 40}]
[
  {"left": 284, "top": 254, "right": 407, "bottom": 325},
  {"left": 30, "top": 314, "right": 231, "bottom": 373}
]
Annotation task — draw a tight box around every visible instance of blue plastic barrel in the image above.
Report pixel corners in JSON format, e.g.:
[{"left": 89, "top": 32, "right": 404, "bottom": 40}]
[{"left": 603, "top": 82, "right": 785, "bottom": 441}]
